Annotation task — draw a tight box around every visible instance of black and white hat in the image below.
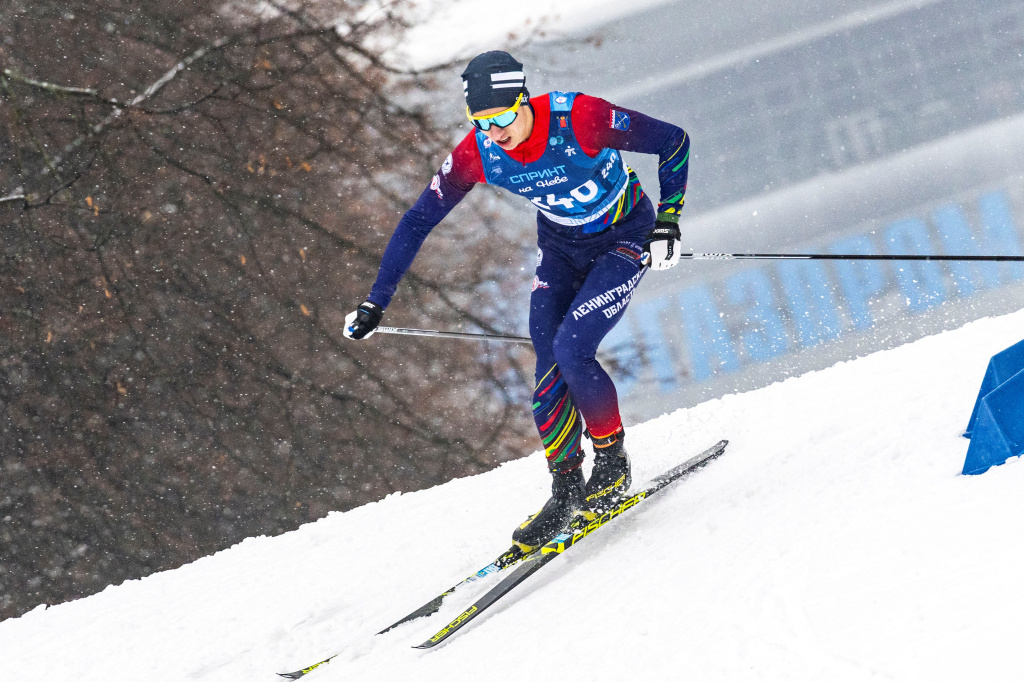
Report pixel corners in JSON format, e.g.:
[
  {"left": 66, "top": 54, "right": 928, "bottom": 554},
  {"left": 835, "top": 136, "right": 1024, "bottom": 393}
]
[{"left": 461, "top": 51, "right": 529, "bottom": 114}]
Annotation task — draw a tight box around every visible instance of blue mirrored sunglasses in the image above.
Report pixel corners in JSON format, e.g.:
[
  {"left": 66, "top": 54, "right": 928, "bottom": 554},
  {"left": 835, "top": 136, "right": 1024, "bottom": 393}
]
[{"left": 467, "top": 92, "right": 524, "bottom": 131}]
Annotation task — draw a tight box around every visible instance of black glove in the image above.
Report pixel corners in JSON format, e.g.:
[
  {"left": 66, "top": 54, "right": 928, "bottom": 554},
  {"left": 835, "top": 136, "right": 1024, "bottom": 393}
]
[
  {"left": 644, "top": 221, "right": 682, "bottom": 271},
  {"left": 343, "top": 300, "right": 383, "bottom": 340}
]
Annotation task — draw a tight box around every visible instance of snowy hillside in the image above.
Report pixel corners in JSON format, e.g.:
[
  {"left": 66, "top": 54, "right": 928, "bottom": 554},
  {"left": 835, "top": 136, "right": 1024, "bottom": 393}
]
[{"left": 4, "top": 310, "right": 1024, "bottom": 682}]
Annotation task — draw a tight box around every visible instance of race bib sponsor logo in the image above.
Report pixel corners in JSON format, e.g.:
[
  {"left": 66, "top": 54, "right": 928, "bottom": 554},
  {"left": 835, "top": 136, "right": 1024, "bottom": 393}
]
[
  {"left": 536, "top": 176, "right": 568, "bottom": 188},
  {"left": 509, "top": 165, "right": 567, "bottom": 185}
]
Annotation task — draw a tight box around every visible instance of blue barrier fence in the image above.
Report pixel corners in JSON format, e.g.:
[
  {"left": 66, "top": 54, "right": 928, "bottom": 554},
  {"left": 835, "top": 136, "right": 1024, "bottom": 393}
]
[{"left": 963, "top": 339, "right": 1024, "bottom": 475}]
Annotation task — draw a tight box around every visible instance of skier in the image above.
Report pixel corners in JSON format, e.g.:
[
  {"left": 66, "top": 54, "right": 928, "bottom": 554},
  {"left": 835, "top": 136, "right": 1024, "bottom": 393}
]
[{"left": 343, "top": 51, "right": 689, "bottom": 552}]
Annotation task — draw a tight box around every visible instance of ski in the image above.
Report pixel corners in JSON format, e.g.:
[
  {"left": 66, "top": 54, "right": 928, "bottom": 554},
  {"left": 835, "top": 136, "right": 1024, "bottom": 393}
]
[
  {"left": 278, "top": 439, "right": 727, "bottom": 676},
  {"left": 277, "top": 656, "right": 338, "bottom": 680},
  {"left": 413, "top": 439, "right": 729, "bottom": 649},
  {"left": 376, "top": 545, "right": 531, "bottom": 634},
  {"left": 277, "top": 544, "right": 535, "bottom": 678}
]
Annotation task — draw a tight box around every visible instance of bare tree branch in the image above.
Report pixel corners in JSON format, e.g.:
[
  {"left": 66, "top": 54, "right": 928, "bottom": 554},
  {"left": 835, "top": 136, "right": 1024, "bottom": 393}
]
[
  {"left": 2, "top": 68, "right": 100, "bottom": 97},
  {"left": 0, "top": 0, "right": 533, "bottom": 621}
]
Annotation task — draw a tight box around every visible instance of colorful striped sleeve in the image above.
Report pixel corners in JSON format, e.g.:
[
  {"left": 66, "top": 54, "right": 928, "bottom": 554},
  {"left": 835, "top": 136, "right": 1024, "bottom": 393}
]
[{"left": 571, "top": 94, "right": 689, "bottom": 224}]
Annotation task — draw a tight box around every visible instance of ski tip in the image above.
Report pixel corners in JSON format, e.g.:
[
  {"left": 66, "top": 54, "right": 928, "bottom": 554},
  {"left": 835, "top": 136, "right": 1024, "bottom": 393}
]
[
  {"left": 707, "top": 439, "right": 728, "bottom": 460},
  {"left": 376, "top": 598, "right": 444, "bottom": 635}
]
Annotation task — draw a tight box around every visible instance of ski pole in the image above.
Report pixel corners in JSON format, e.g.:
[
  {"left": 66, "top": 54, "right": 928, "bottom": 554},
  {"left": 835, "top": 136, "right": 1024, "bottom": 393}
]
[
  {"left": 376, "top": 326, "right": 532, "bottom": 344},
  {"left": 373, "top": 253, "right": 1024, "bottom": 342},
  {"left": 681, "top": 253, "right": 1024, "bottom": 262}
]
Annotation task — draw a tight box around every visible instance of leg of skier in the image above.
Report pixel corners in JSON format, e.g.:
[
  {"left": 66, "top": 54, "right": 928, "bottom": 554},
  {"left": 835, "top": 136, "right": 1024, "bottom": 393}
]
[
  {"left": 512, "top": 198, "right": 654, "bottom": 550},
  {"left": 511, "top": 242, "right": 587, "bottom": 551},
  {"left": 552, "top": 226, "right": 649, "bottom": 518}
]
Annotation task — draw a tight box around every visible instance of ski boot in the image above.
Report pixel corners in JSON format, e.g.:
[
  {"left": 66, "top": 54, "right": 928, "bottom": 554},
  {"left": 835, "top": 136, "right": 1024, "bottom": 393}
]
[
  {"left": 512, "top": 462, "right": 585, "bottom": 553},
  {"left": 581, "top": 429, "right": 631, "bottom": 519}
]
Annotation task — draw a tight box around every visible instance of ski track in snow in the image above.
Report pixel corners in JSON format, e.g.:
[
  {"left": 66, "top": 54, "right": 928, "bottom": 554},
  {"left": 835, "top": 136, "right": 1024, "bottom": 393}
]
[{"left": 3, "top": 309, "right": 1024, "bottom": 681}]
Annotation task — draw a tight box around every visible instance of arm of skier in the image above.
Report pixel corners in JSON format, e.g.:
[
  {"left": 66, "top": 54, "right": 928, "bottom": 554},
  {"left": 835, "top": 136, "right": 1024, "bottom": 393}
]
[
  {"left": 344, "top": 134, "right": 485, "bottom": 340},
  {"left": 572, "top": 94, "right": 690, "bottom": 270}
]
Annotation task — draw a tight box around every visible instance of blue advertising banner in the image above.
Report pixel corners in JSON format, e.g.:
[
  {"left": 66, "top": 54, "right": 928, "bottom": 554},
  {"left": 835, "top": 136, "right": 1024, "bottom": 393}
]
[{"left": 609, "top": 184, "right": 1024, "bottom": 418}]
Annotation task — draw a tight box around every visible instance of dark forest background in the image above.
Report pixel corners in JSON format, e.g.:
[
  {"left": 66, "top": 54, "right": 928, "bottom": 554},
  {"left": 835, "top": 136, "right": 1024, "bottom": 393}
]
[{"left": 0, "top": 0, "right": 537, "bottom": 620}]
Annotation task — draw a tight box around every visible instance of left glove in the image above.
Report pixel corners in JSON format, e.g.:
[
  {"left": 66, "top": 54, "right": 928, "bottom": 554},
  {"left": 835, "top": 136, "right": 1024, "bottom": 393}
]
[
  {"left": 343, "top": 300, "right": 383, "bottom": 340},
  {"left": 644, "top": 221, "right": 682, "bottom": 271}
]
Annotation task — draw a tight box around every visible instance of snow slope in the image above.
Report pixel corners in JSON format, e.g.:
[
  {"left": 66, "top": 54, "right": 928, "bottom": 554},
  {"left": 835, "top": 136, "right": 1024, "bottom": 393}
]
[{"left": 4, "top": 310, "right": 1024, "bottom": 681}]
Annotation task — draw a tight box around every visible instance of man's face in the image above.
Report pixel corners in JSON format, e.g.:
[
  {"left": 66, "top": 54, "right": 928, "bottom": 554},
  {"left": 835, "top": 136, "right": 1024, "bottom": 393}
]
[{"left": 476, "top": 103, "right": 534, "bottom": 151}]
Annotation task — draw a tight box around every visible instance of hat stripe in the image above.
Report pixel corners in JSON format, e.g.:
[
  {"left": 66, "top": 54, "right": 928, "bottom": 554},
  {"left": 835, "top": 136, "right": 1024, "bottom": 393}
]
[
  {"left": 491, "top": 82, "right": 524, "bottom": 89},
  {"left": 490, "top": 71, "right": 524, "bottom": 82}
]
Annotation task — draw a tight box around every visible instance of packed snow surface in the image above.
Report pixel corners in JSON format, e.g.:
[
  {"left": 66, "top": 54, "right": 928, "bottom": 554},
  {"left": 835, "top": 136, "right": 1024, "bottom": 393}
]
[{"left": 3, "top": 310, "right": 1024, "bottom": 681}]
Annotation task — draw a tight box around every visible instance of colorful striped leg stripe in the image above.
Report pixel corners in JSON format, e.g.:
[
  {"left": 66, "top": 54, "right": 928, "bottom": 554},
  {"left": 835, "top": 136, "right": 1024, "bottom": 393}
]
[{"left": 532, "top": 365, "right": 583, "bottom": 469}]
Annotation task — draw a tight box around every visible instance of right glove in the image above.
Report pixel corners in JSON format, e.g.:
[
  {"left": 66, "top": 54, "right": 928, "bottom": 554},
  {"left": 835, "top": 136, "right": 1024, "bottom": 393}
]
[
  {"left": 644, "top": 221, "right": 682, "bottom": 271},
  {"left": 343, "top": 300, "right": 383, "bottom": 340}
]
